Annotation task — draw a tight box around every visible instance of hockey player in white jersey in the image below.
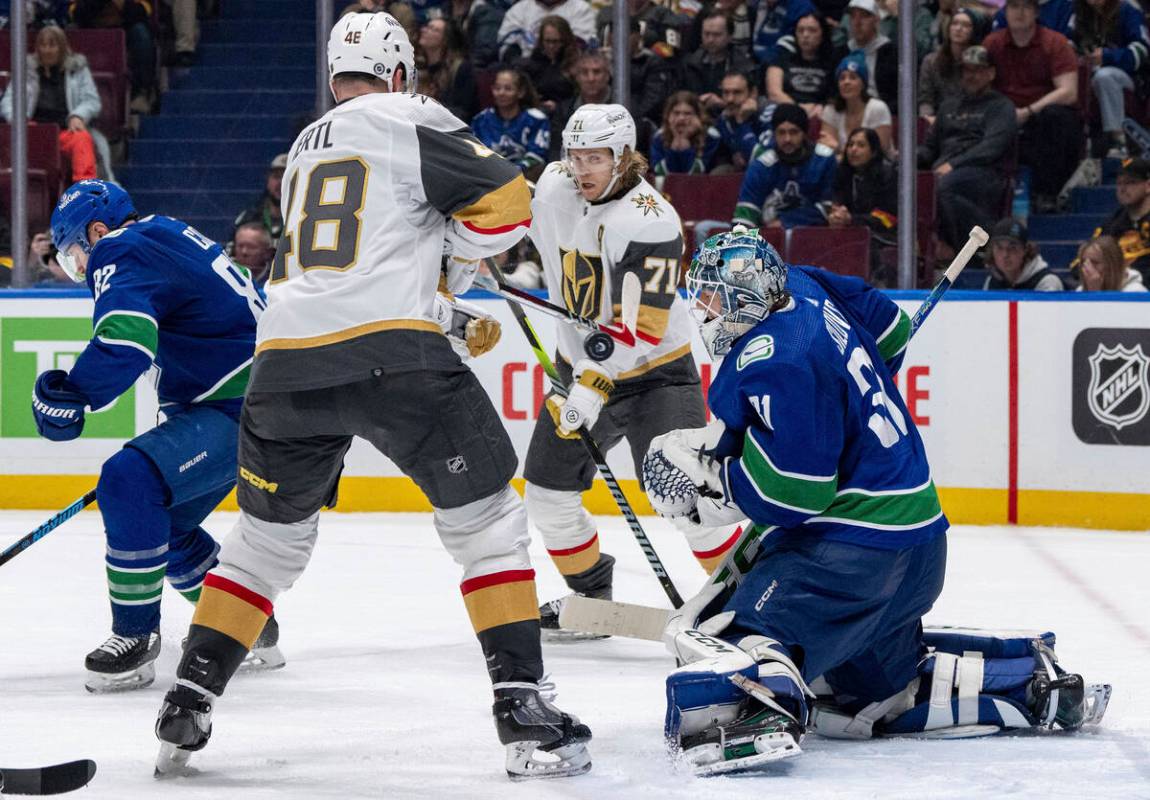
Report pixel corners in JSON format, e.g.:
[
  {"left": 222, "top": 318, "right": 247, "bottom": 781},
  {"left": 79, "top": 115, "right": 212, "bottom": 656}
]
[
  {"left": 525, "top": 105, "right": 727, "bottom": 637},
  {"left": 153, "top": 12, "right": 591, "bottom": 781}
]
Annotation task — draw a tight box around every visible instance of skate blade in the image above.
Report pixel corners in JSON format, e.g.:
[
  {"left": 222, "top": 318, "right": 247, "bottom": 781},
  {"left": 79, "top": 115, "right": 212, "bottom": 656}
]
[
  {"left": 889, "top": 724, "right": 1002, "bottom": 740},
  {"left": 689, "top": 733, "right": 802, "bottom": 777},
  {"left": 85, "top": 662, "right": 156, "bottom": 693},
  {"left": 154, "top": 742, "right": 195, "bottom": 779},
  {"left": 505, "top": 741, "right": 592, "bottom": 780},
  {"left": 1081, "top": 683, "right": 1112, "bottom": 727},
  {"left": 542, "top": 627, "right": 610, "bottom": 643},
  {"left": 238, "top": 644, "right": 286, "bottom": 673}
]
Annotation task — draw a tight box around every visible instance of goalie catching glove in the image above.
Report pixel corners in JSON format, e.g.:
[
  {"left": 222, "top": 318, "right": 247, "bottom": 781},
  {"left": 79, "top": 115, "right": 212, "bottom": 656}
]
[
  {"left": 545, "top": 360, "right": 613, "bottom": 439},
  {"left": 432, "top": 293, "right": 502, "bottom": 360},
  {"left": 643, "top": 423, "right": 747, "bottom": 530}
]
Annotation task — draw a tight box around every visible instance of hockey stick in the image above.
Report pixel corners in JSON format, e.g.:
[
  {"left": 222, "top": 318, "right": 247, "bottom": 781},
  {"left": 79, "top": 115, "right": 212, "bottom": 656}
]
[
  {"left": 0, "top": 490, "right": 97, "bottom": 569},
  {"left": 0, "top": 759, "right": 96, "bottom": 795},
  {"left": 909, "top": 225, "right": 988, "bottom": 335},
  {"left": 562, "top": 226, "right": 991, "bottom": 638},
  {"left": 474, "top": 274, "right": 638, "bottom": 349},
  {"left": 484, "top": 259, "right": 685, "bottom": 608}
]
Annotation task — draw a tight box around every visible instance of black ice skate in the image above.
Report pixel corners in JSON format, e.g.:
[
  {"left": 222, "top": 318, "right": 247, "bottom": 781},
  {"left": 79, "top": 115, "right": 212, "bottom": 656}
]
[
  {"left": 239, "top": 614, "right": 286, "bottom": 672},
  {"left": 540, "top": 554, "right": 613, "bottom": 642},
  {"left": 84, "top": 631, "right": 161, "bottom": 693},
  {"left": 678, "top": 703, "right": 804, "bottom": 777},
  {"left": 493, "top": 683, "right": 592, "bottom": 780},
  {"left": 1032, "top": 671, "right": 1112, "bottom": 730},
  {"left": 154, "top": 681, "right": 215, "bottom": 777}
]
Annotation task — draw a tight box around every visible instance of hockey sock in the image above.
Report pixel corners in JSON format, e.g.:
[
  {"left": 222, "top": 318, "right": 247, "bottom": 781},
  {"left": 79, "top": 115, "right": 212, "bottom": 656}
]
[
  {"left": 180, "top": 574, "right": 273, "bottom": 693},
  {"left": 166, "top": 526, "right": 221, "bottom": 604},
  {"left": 547, "top": 533, "right": 602, "bottom": 579},
  {"left": 460, "top": 570, "right": 544, "bottom": 685},
  {"left": 561, "top": 553, "right": 615, "bottom": 597}
]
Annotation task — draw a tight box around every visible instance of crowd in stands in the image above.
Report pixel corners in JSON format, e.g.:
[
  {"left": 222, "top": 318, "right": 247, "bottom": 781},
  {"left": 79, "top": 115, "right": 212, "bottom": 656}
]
[{"left": 5, "top": 0, "right": 1150, "bottom": 291}]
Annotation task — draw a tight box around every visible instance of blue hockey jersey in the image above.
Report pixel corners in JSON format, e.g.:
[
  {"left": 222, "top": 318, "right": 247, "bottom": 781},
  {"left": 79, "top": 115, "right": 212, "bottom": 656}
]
[
  {"left": 470, "top": 107, "right": 551, "bottom": 173},
  {"left": 733, "top": 143, "right": 837, "bottom": 229},
  {"left": 710, "top": 266, "right": 945, "bottom": 549},
  {"left": 67, "top": 215, "right": 263, "bottom": 416}
]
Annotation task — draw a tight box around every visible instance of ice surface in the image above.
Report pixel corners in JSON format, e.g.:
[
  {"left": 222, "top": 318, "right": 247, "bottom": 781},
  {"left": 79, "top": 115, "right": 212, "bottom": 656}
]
[{"left": 1, "top": 511, "right": 1148, "bottom": 799}]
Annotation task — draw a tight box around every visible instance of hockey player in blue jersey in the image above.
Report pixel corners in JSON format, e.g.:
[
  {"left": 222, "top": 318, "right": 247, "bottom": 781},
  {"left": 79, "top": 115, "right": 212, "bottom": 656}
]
[
  {"left": 643, "top": 227, "right": 1110, "bottom": 775},
  {"left": 34, "top": 180, "right": 283, "bottom": 692}
]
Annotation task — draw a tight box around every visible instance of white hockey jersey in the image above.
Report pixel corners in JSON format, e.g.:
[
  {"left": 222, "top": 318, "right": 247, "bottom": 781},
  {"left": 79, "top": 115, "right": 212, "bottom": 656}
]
[
  {"left": 251, "top": 91, "right": 532, "bottom": 392},
  {"left": 529, "top": 162, "right": 692, "bottom": 385}
]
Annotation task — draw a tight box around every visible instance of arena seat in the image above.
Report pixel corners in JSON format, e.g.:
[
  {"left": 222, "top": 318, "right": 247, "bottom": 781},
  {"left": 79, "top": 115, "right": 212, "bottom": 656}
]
[
  {"left": 662, "top": 172, "right": 745, "bottom": 225},
  {"left": 787, "top": 225, "right": 871, "bottom": 280}
]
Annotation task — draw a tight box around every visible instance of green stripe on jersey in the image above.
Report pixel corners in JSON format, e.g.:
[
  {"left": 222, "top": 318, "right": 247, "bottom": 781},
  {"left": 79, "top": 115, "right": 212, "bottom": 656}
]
[
  {"left": 94, "top": 312, "right": 159, "bottom": 357},
  {"left": 195, "top": 361, "right": 251, "bottom": 403},
  {"left": 877, "top": 310, "right": 911, "bottom": 362},
  {"left": 816, "top": 481, "right": 943, "bottom": 529},
  {"left": 739, "top": 432, "right": 838, "bottom": 514}
]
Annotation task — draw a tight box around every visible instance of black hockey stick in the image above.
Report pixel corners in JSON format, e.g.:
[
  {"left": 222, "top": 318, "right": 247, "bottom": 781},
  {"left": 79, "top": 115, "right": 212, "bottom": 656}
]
[
  {"left": 0, "top": 490, "right": 97, "bottom": 568},
  {"left": 485, "top": 259, "right": 684, "bottom": 608},
  {"left": 0, "top": 760, "right": 96, "bottom": 795}
]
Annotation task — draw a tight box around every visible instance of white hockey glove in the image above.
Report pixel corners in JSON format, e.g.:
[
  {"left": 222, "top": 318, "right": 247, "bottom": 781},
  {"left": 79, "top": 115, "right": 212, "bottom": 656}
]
[
  {"left": 432, "top": 293, "right": 502, "bottom": 360},
  {"left": 646, "top": 423, "right": 747, "bottom": 531},
  {"left": 545, "top": 359, "right": 614, "bottom": 439},
  {"left": 663, "top": 579, "right": 737, "bottom": 663}
]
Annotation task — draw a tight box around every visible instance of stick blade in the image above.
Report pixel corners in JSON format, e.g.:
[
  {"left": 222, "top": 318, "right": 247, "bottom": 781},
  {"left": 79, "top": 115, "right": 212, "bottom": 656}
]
[
  {"left": 558, "top": 596, "right": 670, "bottom": 642},
  {"left": 0, "top": 760, "right": 96, "bottom": 795},
  {"left": 620, "top": 271, "right": 642, "bottom": 338}
]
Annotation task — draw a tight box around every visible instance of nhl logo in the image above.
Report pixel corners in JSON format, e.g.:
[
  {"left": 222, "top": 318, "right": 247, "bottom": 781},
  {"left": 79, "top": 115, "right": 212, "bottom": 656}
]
[
  {"left": 446, "top": 455, "right": 467, "bottom": 474},
  {"left": 1086, "top": 344, "right": 1150, "bottom": 430}
]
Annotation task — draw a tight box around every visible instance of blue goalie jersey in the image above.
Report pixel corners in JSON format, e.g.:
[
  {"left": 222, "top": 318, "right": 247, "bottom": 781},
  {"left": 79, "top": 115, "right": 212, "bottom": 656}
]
[
  {"left": 710, "top": 267, "right": 947, "bottom": 549},
  {"left": 68, "top": 215, "right": 263, "bottom": 416}
]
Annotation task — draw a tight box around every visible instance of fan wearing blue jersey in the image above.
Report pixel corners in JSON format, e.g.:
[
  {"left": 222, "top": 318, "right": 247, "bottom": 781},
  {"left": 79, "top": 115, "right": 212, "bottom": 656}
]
[
  {"left": 35, "top": 180, "right": 282, "bottom": 693},
  {"left": 643, "top": 227, "right": 1109, "bottom": 775},
  {"left": 471, "top": 68, "right": 551, "bottom": 179}
]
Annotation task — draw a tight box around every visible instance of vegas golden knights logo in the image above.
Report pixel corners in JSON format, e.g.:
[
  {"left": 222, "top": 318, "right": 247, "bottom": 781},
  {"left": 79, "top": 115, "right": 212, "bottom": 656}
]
[{"left": 560, "top": 247, "right": 604, "bottom": 319}]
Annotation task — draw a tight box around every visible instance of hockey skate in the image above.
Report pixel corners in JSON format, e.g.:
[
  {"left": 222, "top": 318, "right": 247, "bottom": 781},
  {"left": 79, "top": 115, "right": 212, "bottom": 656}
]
[
  {"left": 493, "top": 683, "right": 592, "bottom": 780},
  {"left": 1032, "top": 671, "right": 1112, "bottom": 730},
  {"left": 154, "top": 681, "right": 214, "bottom": 778},
  {"left": 84, "top": 631, "right": 161, "bottom": 693},
  {"left": 541, "top": 555, "right": 615, "bottom": 642},
  {"left": 678, "top": 702, "right": 804, "bottom": 777},
  {"left": 239, "top": 614, "right": 285, "bottom": 672}
]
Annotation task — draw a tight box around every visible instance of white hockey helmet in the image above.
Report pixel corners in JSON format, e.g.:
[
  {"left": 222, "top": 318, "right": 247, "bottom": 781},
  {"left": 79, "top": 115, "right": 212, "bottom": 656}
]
[
  {"left": 562, "top": 104, "right": 637, "bottom": 199},
  {"left": 327, "top": 12, "right": 416, "bottom": 92}
]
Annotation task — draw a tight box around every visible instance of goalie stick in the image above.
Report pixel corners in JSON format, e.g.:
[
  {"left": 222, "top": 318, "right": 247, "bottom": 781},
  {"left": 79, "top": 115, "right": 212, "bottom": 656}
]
[
  {"left": 0, "top": 760, "right": 96, "bottom": 796},
  {"left": 485, "top": 259, "right": 684, "bottom": 608},
  {"left": 0, "top": 490, "right": 97, "bottom": 569},
  {"left": 562, "top": 226, "right": 990, "bottom": 637}
]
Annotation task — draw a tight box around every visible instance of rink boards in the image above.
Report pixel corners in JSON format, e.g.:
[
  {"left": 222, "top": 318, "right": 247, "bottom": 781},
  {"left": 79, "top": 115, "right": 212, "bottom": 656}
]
[{"left": 0, "top": 289, "right": 1147, "bottom": 530}]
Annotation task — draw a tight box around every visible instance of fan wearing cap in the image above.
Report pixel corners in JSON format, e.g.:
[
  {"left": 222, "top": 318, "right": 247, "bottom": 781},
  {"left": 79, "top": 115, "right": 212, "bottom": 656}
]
[
  {"left": 831, "top": 0, "right": 899, "bottom": 113},
  {"left": 524, "top": 104, "right": 717, "bottom": 635},
  {"left": 983, "top": 217, "right": 1065, "bottom": 291},
  {"left": 153, "top": 12, "right": 593, "bottom": 781},
  {"left": 818, "top": 50, "right": 892, "bottom": 156},
  {"left": 1091, "top": 157, "right": 1150, "bottom": 283},
  {"left": 232, "top": 153, "right": 287, "bottom": 245},
  {"left": 917, "top": 45, "right": 1017, "bottom": 257},
  {"left": 733, "top": 102, "right": 838, "bottom": 228}
]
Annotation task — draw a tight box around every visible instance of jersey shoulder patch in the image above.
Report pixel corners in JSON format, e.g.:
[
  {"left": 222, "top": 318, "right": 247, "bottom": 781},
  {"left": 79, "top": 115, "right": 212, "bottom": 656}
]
[
  {"left": 813, "top": 142, "right": 836, "bottom": 159},
  {"left": 526, "top": 107, "right": 548, "bottom": 121},
  {"left": 736, "top": 334, "right": 775, "bottom": 371},
  {"left": 757, "top": 148, "right": 779, "bottom": 168}
]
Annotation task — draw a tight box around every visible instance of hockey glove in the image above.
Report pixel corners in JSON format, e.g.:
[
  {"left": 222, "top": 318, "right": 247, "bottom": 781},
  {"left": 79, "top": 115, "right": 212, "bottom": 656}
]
[
  {"left": 32, "top": 369, "right": 88, "bottom": 442},
  {"left": 442, "top": 254, "right": 480, "bottom": 294},
  {"left": 433, "top": 294, "right": 503, "bottom": 360},
  {"left": 546, "top": 360, "right": 613, "bottom": 438}
]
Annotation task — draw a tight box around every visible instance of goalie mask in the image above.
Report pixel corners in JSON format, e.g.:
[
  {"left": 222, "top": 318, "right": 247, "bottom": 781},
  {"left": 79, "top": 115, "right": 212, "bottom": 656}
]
[
  {"left": 687, "top": 225, "right": 788, "bottom": 358},
  {"left": 327, "top": 12, "right": 416, "bottom": 93}
]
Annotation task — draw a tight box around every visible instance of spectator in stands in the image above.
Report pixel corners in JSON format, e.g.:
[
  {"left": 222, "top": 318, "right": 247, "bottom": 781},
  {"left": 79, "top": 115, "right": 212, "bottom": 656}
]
[
  {"left": 233, "top": 153, "right": 285, "bottom": 245},
  {"left": 551, "top": 49, "right": 612, "bottom": 146},
  {"left": 983, "top": 217, "right": 1065, "bottom": 289},
  {"left": 0, "top": 214, "right": 10, "bottom": 287},
  {"left": 992, "top": 0, "right": 1072, "bottom": 35},
  {"left": 341, "top": 0, "right": 419, "bottom": 44},
  {"left": 919, "top": 8, "right": 983, "bottom": 123},
  {"left": 27, "top": 229, "right": 73, "bottom": 286},
  {"left": 472, "top": 68, "right": 550, "bottom": 179},
  {"left": 1091, "top": 157, "right": 1150, "bottom": 281},
  {"left": 752, "top": 0, "right": 817, "bottom": 63},
  {"left": 733, "top": 102, "right": 837, "bottom": 227},
  {"left": 1, "top": 25, "right": 105, "bottom": 183},
  {"left": 609, "top": 16, "right": 680, "bottom": 126},
  {"left": 454, "top": 0, "right": 511, "bottom": 68},
  {"left": 230, "top": 223, "right": 274, "bottom": 288},
  {"left": 1075, "top": 234, "right": 1148, "bottom": 290},
  {"left": 875, "top": 0, "right": 935, "bottom": 64},
  {"left": 692, "top": 0, "right": 755, "bottom": 60},
  {"left": 828, "top": 126, "right": 897, "bottom": 249},
  {"left": 498, "top": 0, "right": 596, "bottom": 63},
  {"left": 766, "top": 12, "right": 836, "bottom": 120},
  {"left": 519, "top": 15, "right": 578, "bottom": 114},
  {"left": 917, "top": 45, "right": 1017, "bottom": 257},
  {"left": 819, "top": 51, "right": 892, "bottom": 155},
  {"left": 715, "top": 70, "right": 764, "bottom": 169},
  {"left": 984, "top": 0, "right": 1081, "bottom": 213},
  {"left": 70, "top": 0, "right": 156, "bottom": 114},
  {"left": 417, "top": 18, "right": 478, "bottom": 121},
  {"left": 833, "top": 0, "right": 898, "bottom": 114},
  {"left": 1068, "top": 0, "right": 1150, "bottom": 158},
  {"left": 597, "top": 0, "right": 688, "bottom": 62},
  {"left": 650, "top": 91, "right": 722, "bottom": 174},
  {"left": 684, "top": 10, "right": 755, "bottom": 111},
  {"left": 165, "top": 0, "right": 198, "bottom": 67}
]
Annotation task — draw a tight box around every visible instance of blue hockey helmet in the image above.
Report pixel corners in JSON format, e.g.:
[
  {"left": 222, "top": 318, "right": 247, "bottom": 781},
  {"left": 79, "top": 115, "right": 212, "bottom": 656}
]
[
  {"left": 686, "top": 225, "right": 788, "bottom": 358},
  {"left": 50, "top": 180, "right": 137, "bottom": 282}
]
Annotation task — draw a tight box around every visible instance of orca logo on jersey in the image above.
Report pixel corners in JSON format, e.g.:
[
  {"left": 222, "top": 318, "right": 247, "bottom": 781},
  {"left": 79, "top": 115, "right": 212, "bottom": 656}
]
[
  {"left": 560, "top": 247, "right": 604, "bottom": 319},
  {"left": 737, "top": 335, "right": 774, "bottom": 371}
]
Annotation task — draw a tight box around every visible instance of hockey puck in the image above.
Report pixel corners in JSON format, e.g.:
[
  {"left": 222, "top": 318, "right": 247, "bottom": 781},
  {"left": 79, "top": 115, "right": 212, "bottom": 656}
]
[{"left": 583, "top": 332, "right": 614, "bottom": 361}]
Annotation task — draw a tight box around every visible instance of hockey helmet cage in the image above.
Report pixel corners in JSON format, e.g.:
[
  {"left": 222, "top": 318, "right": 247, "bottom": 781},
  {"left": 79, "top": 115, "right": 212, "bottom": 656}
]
[{"left": 328, "top": 12, "right": 416, "bottom": 92}]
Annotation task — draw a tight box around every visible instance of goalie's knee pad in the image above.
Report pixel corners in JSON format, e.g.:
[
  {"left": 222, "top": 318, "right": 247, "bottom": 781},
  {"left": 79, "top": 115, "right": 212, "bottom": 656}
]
[
  {"left": 435, "top": 484, "right": 531, "bottom": 579},
  {"left": 813, "top": 627, "right": 1112, "bottom": 739},
  {"left": 523, "top": 482, "right": 600, "bottom": 577},
  {"left": 665, "top": 631, "right": 811, "bottom": 744}
]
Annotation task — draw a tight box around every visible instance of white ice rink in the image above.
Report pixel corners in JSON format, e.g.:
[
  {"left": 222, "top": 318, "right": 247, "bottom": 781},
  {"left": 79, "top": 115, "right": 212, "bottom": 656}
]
[{"left": 1, "top": 510, "right": 1148, "bottom": 799}]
